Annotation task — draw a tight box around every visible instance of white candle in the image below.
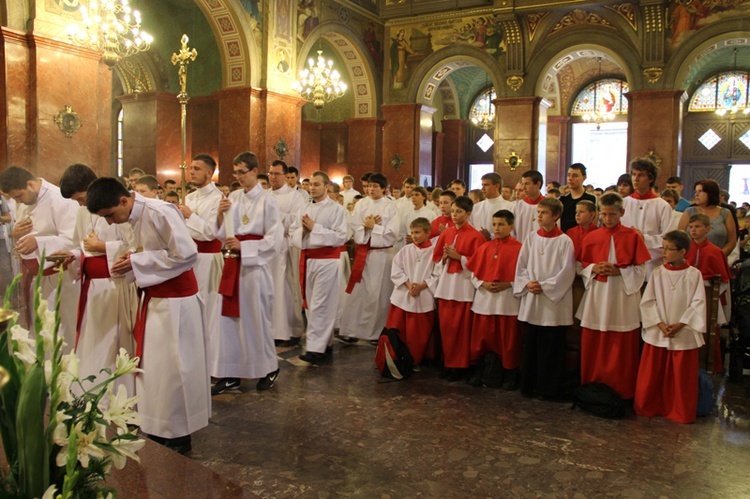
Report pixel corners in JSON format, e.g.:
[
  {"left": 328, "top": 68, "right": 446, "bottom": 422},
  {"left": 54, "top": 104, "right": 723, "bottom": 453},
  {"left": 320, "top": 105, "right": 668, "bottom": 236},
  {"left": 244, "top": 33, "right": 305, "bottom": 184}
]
[{"left": 224, "top": 206, "right": 235, "bottom": 238}]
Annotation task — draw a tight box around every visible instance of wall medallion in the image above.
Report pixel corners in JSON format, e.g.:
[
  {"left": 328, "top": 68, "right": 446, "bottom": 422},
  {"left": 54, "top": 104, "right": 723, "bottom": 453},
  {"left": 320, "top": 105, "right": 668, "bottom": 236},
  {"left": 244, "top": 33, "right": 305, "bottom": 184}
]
[{"left": 53, "top": 105, "right": 82, "bottom": 138}]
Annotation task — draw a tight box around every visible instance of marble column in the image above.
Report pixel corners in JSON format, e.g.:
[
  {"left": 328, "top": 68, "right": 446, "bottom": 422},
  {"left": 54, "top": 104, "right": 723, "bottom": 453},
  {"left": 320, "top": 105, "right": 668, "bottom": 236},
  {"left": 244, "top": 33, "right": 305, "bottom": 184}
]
[
  {"left": 382, "top": 103, "right": 436, "bottom": 187},
  {"left": 441, "top": 119, "right": 468, "bottom": 188},
  {"left": 546, "top": 116, "right": 571, "bottom": 185},
  {"left": 345, "top": 118, "right": 384, "bottom": 188},
  {"left": 263, "top": 90, "right": 305, "bottom": 173},
  {"left": 215, "top": 87, "right": 254, "bottom": 187},
  {"left": 493, "top": 97, "right": 550, "bottom": 188},
  {"left": 625, "top": 90, "right": 684, "bottom": 184},
  {"left": 118, "top": 92, "right": 181, "bottom": 184}
]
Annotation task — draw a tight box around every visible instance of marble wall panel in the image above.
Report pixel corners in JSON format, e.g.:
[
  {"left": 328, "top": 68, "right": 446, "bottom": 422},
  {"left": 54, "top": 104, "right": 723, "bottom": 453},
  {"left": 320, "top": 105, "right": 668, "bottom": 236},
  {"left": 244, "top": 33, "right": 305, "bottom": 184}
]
[
  {"left": 121, "top": 97, "right": 157, "bottom": 176},
  {"left": 300, "top": 121, "right": 321, "bottom": 175},
  {"left": 433, "top": 131, "right": 443, "bottom": 188},
  {"left": 346, "top": 118, "right": 383, "bottom": 190},
  {"left": 319, "top": 123, "right": 348, "bottom": 178},
  {"left": 626, "top": 91, "right": 683, "bottom": 185},
  {"left": 494, "top": 97, "right": 545, "bottom": 187},
  {"left": 419, "top": 107, "right": 435, "bottom": 179},
  {"left": 382, "top": 104, "right": 420, "bottom": 187},
  {"left": 546, "top": 116, "right": 570, "bottom": 186},
  {"left": 155, "top": 94, "right": 183, "bottom": 183},
  {"left": 217, "top": 87, "right": 252, "bottom": 186},
  {"left": 265, "top": 91, "right": 304, "bottom": 172},
  {"left": 440, "top": 120, "right": 467, "bottom": 188},
  {"left": 189, "top": 97, "right": 220, "bottom": 175},
  {"left": 2, "top": 32, "right": 31, "bottom": 169}
]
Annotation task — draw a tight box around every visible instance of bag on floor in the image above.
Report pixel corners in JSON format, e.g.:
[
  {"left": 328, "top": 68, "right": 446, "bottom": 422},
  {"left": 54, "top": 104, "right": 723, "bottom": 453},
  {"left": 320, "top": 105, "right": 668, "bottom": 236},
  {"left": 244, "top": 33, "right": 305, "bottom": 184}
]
[
  {"left": 696, "top": 369, "right": 714, "bottom": 417},
  {"left": 572, "top": 383, "right": 626, "bottom": 419},
  {"left": 375, "top": 328, "right": 413, "bottom": 380},
  {"left": 476, "top": 352, "right": 504, "bottom": 388}
]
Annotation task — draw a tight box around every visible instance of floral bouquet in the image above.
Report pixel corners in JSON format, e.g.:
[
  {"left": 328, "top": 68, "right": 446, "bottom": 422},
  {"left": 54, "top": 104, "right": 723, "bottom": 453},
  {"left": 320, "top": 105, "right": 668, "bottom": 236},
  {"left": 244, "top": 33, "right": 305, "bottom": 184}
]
[{"left": 0, "top": 260, "right": 144, "bottom": 498}]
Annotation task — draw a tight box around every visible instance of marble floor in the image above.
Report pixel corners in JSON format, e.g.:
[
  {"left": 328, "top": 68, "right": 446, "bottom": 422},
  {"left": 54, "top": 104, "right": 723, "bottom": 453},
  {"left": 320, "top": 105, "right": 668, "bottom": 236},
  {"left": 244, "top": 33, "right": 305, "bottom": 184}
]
[{"left": 158, "top": 342, "right": 750, "bottom": 498}]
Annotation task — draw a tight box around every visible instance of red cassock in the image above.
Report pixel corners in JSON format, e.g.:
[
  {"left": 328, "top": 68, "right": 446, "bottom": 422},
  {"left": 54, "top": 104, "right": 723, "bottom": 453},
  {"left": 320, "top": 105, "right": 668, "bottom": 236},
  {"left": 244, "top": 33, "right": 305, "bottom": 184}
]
[
  {"left": 430, "top": 215, "right": 455, "bottom": 239},
  {"left": 578, "top": 223, "right": 651, "bottom": 399},
  {"left": 432, "top": 224, "right": 486, "bottom": 368},
  {"left": 466, "top": 236, "right": 523, "bottom": 368},
  {"left": 566, "top": 223, "right": 597, "bottom": 263},
  {"left": 686, "top": 239, "right": 731, "bottom": 372}
]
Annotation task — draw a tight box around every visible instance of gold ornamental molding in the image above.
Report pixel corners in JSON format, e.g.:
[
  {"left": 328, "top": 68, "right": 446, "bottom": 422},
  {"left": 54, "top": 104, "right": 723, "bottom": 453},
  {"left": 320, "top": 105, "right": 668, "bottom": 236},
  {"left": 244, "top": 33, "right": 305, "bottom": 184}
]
[
  {"left": 507, "top": 75, "right": 524, "bottom": 92},
  {"left": 643, "top": 67, "right": 663, "bottom": 84},
  {"left": 504, "top": 151, "right": 523, "bottom": 171},
  {"left": 53, "top": 105, "right": 82, "bottom": 138}
]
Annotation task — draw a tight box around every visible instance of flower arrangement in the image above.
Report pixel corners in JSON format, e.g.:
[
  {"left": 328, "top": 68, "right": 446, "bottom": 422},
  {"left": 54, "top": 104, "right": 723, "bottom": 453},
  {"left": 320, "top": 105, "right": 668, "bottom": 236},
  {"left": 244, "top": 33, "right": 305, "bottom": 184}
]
[{"left": 0, "top": 263, "right": 144, "bottom": 498}]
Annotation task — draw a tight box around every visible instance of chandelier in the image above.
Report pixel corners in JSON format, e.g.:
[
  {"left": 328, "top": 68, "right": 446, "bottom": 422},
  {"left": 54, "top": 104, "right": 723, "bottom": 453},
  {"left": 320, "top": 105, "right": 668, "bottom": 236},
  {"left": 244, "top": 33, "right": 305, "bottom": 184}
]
[
  {"left": 66, "top": 0, "right": 153, "bottom": 68},
  {"left": 583, "top": 57, "right": 615, "bottom": 130},
  {"left": 470, "top": 76, "right": 495, "bottom": 130},
  {"left": 291, "top": 50, "right": 347, "bottom": 109}
]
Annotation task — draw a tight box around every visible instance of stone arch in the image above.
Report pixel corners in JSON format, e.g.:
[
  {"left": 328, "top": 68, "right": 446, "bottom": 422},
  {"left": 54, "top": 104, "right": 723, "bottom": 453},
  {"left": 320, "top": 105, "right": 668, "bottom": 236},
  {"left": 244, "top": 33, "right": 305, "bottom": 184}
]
[
  {"left": 298, "top": 22, "right": 380, "bottom": 119},
  {"left": 526, "top": 30, "right": 642, "bottom": 97},
  {"left": 664, "top": 20, "right": 750, "bottom": 92},
  {"left": 193, "top": 0, "right": 260, "bottom": 88},
  {"left": 406, "top": 46, "right": 503, "bottom": 106},
  {"left": 438, "top": 78, "right": 459, "bottom": 120}
]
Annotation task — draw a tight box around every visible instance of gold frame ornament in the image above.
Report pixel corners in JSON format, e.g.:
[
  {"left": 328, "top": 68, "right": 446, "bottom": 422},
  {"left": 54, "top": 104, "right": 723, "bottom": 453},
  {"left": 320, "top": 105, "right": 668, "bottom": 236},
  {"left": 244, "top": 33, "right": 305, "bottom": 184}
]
[
  {"left": 53, "top": 105, "right": 82, "bottom": 138},
  {"left": 504, "top": 151, "right": 523, "bottom": 171}
]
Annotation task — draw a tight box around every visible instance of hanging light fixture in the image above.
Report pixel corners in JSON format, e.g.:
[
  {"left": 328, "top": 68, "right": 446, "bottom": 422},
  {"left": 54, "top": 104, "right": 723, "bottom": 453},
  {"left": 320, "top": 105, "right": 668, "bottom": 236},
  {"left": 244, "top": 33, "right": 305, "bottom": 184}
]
[
  {"left": 291, "top": 48, "right": 347, "bottom": 110},
  {"left": 470, "top": 74, "right": 495, "bottom": 130},
  {"left": 582, "top": 57, "right": 616, "bottom": 130},
  {"left": 67, "top": 0, "right": 153, "bottom": 68}
]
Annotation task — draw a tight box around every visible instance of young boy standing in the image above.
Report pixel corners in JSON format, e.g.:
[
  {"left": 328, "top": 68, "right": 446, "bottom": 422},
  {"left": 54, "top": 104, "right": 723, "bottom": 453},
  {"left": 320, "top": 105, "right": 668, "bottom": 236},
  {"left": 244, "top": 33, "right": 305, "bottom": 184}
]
[
  {"left": 466, "top": 209, "right": 523, "bottom": 389},
  {"left": 513, "top": 198, "right": 575, "bottom": 400},
  {"left": 514, "top": 171, "right": 546, "bottom": 244},
  {"left": 402, "top": 186, "right": 436, "bottom": 244},
  {"left": 576, "top": 193, "right": 651, "bottom": 399},
  {"left": 432, "top": 196, "right": 486, "bottom": 380},
  {"left": 565, "top": 200, "right": 598, "bottom": 264},
  {"left": 430, "top": 190, "right": 456, "bottom": 239},
  {"left": 386, "top": 218, "right": 439, "bottom": 368},
  {"left": 634, "top": 230, "right": 706, "bottom": 424}
]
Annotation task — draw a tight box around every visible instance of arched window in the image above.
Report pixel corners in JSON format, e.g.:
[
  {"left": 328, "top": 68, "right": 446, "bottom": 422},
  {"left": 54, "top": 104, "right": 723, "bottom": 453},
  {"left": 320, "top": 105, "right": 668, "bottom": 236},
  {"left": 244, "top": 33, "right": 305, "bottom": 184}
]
[
  {"left": 689, "top": 71, "right": 750, "bottom": 114},
  {"left": 569, "top": 78, "right": 630, "bottom": 189},
  {"left": 117, "top": 109, "right": 124, "bottom": 177},
  {"left": 469, "top": 87, "right": 496, "bottom": 129}
]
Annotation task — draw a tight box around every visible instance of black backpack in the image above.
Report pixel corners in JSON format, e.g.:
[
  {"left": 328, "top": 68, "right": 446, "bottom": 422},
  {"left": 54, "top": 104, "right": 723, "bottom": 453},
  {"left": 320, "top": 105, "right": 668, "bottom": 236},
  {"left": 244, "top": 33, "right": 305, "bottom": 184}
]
[
  {"left": 375, "top": 328, "right": 414, "bottom": 380},
  {"left": 475, "top": 352, "right": 505, "bottom": 388},
  {"left": 572, "top": 383, "right": 626, "bottom": 419}
]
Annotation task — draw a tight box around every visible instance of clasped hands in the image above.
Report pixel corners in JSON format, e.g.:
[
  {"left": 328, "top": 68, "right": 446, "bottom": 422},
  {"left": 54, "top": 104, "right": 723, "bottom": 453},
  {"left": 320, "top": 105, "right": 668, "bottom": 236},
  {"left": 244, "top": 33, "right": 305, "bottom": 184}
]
[
  {"left": 363, "top": 214, "right": 382, "bottom": 230},
  {"left": 592, "top": 261, "right": 621, "bottom": 276},
  {"left": 404, "top": 280, "right": 427, "bottom": 297},
  {"left": 658, "top": 322, "right": 685, "bottom": 338}
]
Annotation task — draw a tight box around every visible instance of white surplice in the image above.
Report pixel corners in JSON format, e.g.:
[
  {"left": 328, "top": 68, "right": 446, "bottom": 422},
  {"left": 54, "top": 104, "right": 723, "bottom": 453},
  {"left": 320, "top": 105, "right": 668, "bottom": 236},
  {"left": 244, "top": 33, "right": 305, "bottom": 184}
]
[
  {"left": 339, "top": 197, "right": 400, "bottom": 340},
  {"left": 270, "top": 184, "right": 307, "bottom": 340},
  {"left": 621, "top": 196, "right": 673, "bottom": 279},
  {"left": 469, "top": 196, "right": 515, "bottom": 239},
  {"left": 389, "top": 242, "right": 438, "bottom": 313},
  {"left": 215, "top": 184, "right": 283, "bottom": 378},
  {"left": 15, "top": 179, "right": 79, "bottom": 349},
  {"left": 512, "top": 198, "right": 542, "bottom": 246},
  {"left": 127, "top": 194, "right": 209, "bottom": 439},
  {"left": 513, "top": 232, "right": 576, "bottom": 326},
  {"left": 640, "top": 265, "right": 706, "bottom": 350},
  {"left": 290, "top": 197, "right": 347, "bottom": 353},
  {"left": 401, "top": 205, "right": 437, "bottom": 241},
  {"left": 184, "top": 183, "right": 224, "bottom": 364},
  {"left": 342, "top": 187, "right": 361, "bottom": 207}
]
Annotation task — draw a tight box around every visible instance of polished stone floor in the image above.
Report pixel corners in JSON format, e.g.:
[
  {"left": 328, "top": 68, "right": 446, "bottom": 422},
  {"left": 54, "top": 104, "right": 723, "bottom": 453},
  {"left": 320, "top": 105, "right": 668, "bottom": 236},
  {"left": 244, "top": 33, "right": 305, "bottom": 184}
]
[{"left": 166, "top": 342, "right": 750, "bottom": 498}]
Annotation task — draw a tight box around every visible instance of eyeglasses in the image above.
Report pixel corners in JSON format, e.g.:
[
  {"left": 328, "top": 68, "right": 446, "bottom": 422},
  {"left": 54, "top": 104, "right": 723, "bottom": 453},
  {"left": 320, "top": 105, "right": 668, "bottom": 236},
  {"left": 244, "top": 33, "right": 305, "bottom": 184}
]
[
  {"left": 232, "top": 170, "right": 250, "bottom": 178},
  {"left": 267, "top": 172, "right": 285, "bottom": 176},
  {"left": 661, "top": 246, "right": 679, "bottom": 252}
]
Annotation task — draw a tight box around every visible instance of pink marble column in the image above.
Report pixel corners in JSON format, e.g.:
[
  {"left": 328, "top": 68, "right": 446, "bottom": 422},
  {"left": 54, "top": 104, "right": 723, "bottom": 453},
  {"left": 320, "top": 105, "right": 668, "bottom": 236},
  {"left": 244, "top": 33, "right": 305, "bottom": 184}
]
[
  {"left": 346, "top": 118, "right": 384, "bottom": 188},
  {"left": 493, "top": 97, "right": 549, "bottom": 188},
  {"left": 626, "top": 90, "right": 684, "bottom": 184},
  {"left": 440, "top": 119, "right": 468, "bottom": 188},
  {"left": 382, "top": 103, "right": 435, "bottom": 187},
  {"left": 546, "top": 116, "right": 570, "bottom": 185}
]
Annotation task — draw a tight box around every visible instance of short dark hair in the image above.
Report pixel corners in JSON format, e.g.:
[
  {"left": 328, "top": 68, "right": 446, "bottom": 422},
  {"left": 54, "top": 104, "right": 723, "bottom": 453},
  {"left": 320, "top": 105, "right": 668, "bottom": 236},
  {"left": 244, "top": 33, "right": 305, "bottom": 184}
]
[
  {"left": 453, "top": 195, "right": 474, "bottom": 213},
  {"left": 369, "top": 173, "right": 388, "bottom": 189},
  {"left": 449, "top": 179, "right": 466, "bottom": 188},
  {"left": 521, "top": 170, "right": 543, "bottom": 186},
  {"left": 0, "top": 166, "right": 35, "bottom": 193},
  {"left": 233, "top": 151, "right": 259, "bottom": 170},
  {"left": 548, "top": 181, "right": 561, "bottom": 189},
  {"left": 666, "top": 176, "right": 682, "bottom": 185},
  {"left": 360, "top": 172, "right": 373, "bottom": 183},
  {"left": 192, "top": 153, "right": 217, "bottom": 171},
  {"left": 135, "top": 174, "right": 159, "bottom": 191},
  {"left": 403, "top": 177, "right": 417, "bottom": 186},
  {"left": 329, "top": 182, "right": 341, "bottom": 193},
  {"left": 164, "top": 191, "right": 180, "bottom": 200},
  {"left": 660, "top": 188, "right": 680, "bottom": 206},
  {"left": 164, "top": 179, "right": 177, "bottom": 187},
  {"left": 410, "top": 217, "right": 432, "bottom": 233},
  {"left": 257, "top": 173, "right": 269, "bottom": 183},
  {"left": 412, "top": 186, "right": 428, "bottom": 199},
  {"left": 664, "top": 230, "right": 690, "bottom": 253},
  {"left": 86, "top": 177, "right": 130, "bottom": 214},
  {"left": 630, "top": 157, "right": 659, "bottom": 187},
  {"left": 440, "top": 190, "right": 457, "bottom": 201},
  {"left": 493, "top": 209, "right": 514, "bottom": 225},
  {"left": 271, "top": 160, "right": 288, "bottom": 173},
  {"left": 688, "top": 213, "right": 711, "bottom": 227},
  {"left": 539, "top": 197, "right": 563, "bottom": 217},
  {"left": 695, "top": 179, "right": 721, "bottom": 206},
  {"left": 312, "top": 170, "right": 330, "bottom": 185},
  {"left": 287, "top": 166, "right": 300, "bottom": 177},
  {"left": 127, "top": 167, "right": 145, "bottom": 177},
  {"left": 617, "top": 173, "right": 633, "bottom": 188},
  {"left": 481, "top": 172, "right": 503, "bottom": 186},
  {"left": 568, "top": 163, "right": 587, "bottom": 177},
  {"left": 598, "top": 193, "right": 623, "bottom": 209},
  {"left": 60, "top": 163, "right": 97, "bottom": 198}
]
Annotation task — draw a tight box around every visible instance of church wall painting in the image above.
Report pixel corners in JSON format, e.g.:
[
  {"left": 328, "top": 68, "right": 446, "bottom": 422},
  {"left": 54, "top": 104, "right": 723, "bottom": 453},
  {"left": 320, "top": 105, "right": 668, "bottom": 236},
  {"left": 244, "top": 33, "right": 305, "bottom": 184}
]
[
  {"left": 389, "top": 14, "right": 506, "bottom": 89},
  {"left": 669, "top": 0, "right": 750, "bottom": 50}
]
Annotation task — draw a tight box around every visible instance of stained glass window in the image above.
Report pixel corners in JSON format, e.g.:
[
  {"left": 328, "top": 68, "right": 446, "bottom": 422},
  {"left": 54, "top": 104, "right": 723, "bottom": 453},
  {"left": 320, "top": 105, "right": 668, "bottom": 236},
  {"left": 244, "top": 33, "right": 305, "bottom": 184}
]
[
  {"left": 689, "top": 71, "right": 750, "bottom": 113},
  {"left": 571, "top": 79, "right": 629, "bottom": 117},
  {"left": 117, "top": 109, "right": 124, "bottom": 177},
  {"left": 469, "top": 87, "right": 496, "bottom": 128}
]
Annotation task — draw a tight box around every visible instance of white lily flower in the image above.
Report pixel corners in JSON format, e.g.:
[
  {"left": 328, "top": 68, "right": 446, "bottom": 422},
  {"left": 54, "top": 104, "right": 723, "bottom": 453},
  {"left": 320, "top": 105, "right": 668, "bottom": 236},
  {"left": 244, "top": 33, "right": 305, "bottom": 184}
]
[
  {"left": 41, "top": 485, "right": 58, "bottom": 499},
  {"left": 72, "top": 421, "right": 107, "bottom": 468},
  {"left": 109, "top": 429, "right": 145, "bottom": 469},
  {"left": 60, "top": 351, "right": 80, "bottom": 379},
  {"left": 10, "top": 325, "right": 37, "bottom": 366},
  {"left": 103, "top": 384, "right": 141, "bottom": 430},
  {"left": 114, "top": 348, "right": 142, "bottom": 376}
]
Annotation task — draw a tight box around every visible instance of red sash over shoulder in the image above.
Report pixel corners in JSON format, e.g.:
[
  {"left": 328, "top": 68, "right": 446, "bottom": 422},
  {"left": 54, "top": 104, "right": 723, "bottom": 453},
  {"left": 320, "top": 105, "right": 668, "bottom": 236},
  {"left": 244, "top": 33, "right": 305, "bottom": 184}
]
[
  {"left": 194, "top": 239, "right": 222, "bottom": 254},
  {"left": 133, "top": 269, "right": 198, "bottom": 361},
  {"left": 345, "top": 243, "right": 392, "bottom": 294},
  {"left": 218, "top": 234, "right": 262, "bottom": 317},
  {"left": 299, "top": 246, "right": 343, "bottom": 308},
  {"left": 75, "top": 255, "right": 111, "bottom": 347}
]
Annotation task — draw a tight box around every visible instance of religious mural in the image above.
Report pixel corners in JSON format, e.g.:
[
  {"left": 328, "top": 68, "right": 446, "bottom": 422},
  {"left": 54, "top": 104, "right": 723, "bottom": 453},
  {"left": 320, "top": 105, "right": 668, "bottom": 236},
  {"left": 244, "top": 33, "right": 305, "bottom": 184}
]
[
  {"left": 240, "top": 0, "right": 262, "bottom": 30},
  {"left": 669, "top": 0, "right": 750, "bottom": 49},
  {"left": 389, "top": 14, "right": 505, "bottom": 89},
  {"left": 297, "top": 0, "right": 320, "bottom": 42}
]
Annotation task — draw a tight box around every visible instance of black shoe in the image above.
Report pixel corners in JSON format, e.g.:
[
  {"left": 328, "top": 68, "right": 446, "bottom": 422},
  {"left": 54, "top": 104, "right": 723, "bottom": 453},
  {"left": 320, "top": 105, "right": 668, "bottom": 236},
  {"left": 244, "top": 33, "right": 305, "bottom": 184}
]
[
  {"left": 501, "top": 369, "right": 520, "bottom": 391},
  {"left": 337, "top": 336, "right": 358, "bottom": 344},
  {"left": 299, "top": 351, "right": 325, "bottom": 365},
  {"left": 467, "top": 373, "right": 483, "bottom": 387},
  {"left": 211, "top": 377, "right": 240, "bottom": 396},
  {"left": 164, "top": 435, "right": 192, "bottom": 455},
  {"left": 284, "top": 337, "right": 301, "bottom": 347},
  {"left": 446, "top": 368, "right": 465, "bottom": 382},
  {"left": 257, "top": 369, "right": 279, "bottom": 391}
]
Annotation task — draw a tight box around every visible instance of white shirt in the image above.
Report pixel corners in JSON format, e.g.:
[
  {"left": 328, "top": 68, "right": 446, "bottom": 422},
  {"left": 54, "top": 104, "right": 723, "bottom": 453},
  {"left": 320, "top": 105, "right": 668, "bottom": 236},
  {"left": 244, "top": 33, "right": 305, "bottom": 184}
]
[
  {"left": 470, "top": 196, "right": 515, "bottom": 238},
  {"left": 184, "top": 182, "right": 223, "bottom": 241},
  {"left": 290, "top": 197, "right": 348, "bottom": 250},
  {"left": 342, "top": 187, "right": 361, "bottom": 207},
  {"left": 621, "top": 195, "right": 673, "bottom": 278}
]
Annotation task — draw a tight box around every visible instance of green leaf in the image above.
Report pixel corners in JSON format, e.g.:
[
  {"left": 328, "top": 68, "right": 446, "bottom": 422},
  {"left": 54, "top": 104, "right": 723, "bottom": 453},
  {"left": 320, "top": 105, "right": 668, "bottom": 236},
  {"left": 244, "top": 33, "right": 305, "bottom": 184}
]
[{"left": 16, "top": 363, "right": 48, "bottom": 497}]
